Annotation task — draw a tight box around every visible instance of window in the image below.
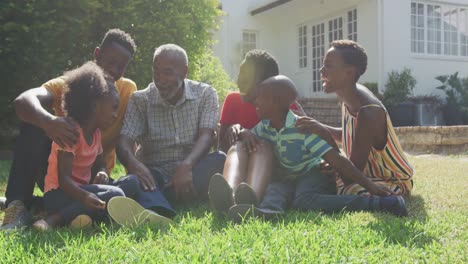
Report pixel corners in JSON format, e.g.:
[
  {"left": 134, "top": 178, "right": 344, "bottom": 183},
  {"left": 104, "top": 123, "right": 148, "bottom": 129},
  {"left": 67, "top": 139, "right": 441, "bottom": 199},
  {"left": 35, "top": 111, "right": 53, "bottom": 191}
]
[
  {"left": 427, "top": 5, "right": 442, "bottom": 54},
  {"left": 461, "top": 8, "right": 468, "bottom": 56},
  {"left": 311, "top": 23, "right": 325, "bottom": 92},
  {"left": 328, "top": 17, "right": 343, "bottom": 43},
  {"left": 411, "top": 1, "right": 468, "bottom": 57},
  {"left": 411, "top": 2, "right": 425, "bottom": 53},
  {"left": 298, "top": 8, "right": 357, "bottom": 92},
  {"left": 443, "top": 7, "right": 459, "bottom": 56},
  {"left": 298, "top": 25, "right": 308, "bottom": 68},
  {"left": 242, "top": 31, "right": 257, "bottom": 58},
  {"left": 347, "top": 9, "right": 357, "bottom": 41}
]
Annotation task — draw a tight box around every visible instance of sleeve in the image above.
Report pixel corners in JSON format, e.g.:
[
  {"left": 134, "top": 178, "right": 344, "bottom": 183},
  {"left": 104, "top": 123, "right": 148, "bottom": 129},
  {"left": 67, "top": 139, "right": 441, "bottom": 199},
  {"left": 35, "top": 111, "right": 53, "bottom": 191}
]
[
  {"left": 42, "top": 77, "right": 66, "bottom": 115},
  {"left": 120, "top": 93, "right": 146, "bottom": 140},
  {"left": 250, "top": 121, "right": 264, "bottom": 137},
  {"left": 219, "top": 93, "right": 236, "bottom": 126},
  {"left": 305, "top": 134, "right": 333, "bottom": 159},
  {"left": 56, "top": 135, "right": 80, "bottom": 155},
  {"left": 199, "top": 85, "right": 219, "bottom": 130}
]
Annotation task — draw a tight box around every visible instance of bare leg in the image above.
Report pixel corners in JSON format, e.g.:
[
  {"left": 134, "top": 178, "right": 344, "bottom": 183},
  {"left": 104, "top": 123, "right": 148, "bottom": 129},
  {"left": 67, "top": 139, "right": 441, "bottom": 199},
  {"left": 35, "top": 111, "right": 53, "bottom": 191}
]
[
  {"left": 245, "top": 140, "right": 274, "bottom": 201},
  {"left": 223, "top": 141, "right": 249, "bottom": 189}
]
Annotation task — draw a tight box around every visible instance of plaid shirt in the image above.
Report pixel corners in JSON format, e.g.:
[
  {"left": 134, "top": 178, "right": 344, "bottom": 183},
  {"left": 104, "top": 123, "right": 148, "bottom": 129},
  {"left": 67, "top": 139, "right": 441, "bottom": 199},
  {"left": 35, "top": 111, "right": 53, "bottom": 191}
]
[{"left": 121, "top": 79, "right": 219, "bottom": 176}]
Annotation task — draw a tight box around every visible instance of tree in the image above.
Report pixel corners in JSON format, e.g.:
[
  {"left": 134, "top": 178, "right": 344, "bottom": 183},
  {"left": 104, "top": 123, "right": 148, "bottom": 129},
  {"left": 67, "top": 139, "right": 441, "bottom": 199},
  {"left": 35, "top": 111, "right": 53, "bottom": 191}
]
[{"left": 0, "top": 0, "right": 233, "bottom": 138}]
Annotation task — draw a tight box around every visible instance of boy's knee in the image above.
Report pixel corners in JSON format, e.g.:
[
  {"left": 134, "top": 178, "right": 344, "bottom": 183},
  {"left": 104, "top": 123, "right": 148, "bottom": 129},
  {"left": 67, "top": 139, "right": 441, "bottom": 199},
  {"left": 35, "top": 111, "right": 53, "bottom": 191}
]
[
  {"left": 254, "top": 140, "right": 274, "bottom": 155},
  {"left": 105, "top": 186, "right": 125, "bottom": 199}
]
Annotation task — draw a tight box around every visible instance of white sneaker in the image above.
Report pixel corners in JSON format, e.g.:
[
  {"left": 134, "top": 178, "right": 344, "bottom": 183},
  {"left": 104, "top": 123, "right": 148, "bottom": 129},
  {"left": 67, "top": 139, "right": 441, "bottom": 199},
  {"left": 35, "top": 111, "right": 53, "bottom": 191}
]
[
  {"left": 69, "top": 214, "right": 93, "bottom": 229},
  {"left": 107, "top": 197, "right": 172, "bottom": 228}
]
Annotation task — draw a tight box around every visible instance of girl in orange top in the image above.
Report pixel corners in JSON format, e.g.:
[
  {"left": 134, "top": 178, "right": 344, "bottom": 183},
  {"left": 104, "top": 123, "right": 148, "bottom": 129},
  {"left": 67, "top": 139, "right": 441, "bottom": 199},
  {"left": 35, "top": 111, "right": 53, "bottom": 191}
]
[
  {"left": 33, "top": 62, "right": 131, "bottom": 230},
  {"left": 296, "top": 40, "right": 413, "bottom": 196}
]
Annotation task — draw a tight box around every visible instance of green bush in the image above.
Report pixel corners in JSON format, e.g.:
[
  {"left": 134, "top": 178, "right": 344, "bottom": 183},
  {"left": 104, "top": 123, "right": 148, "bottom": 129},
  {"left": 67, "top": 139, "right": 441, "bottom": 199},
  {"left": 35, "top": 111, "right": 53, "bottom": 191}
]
[
  {"left": 382, "top": 68, "right": 417, "bottom": 108},
  {"left": 0, "top": 0, "right": 230, "bottom": 132},
  {"left": 435, "top": 72, "right": 468, "bottom": 125}
]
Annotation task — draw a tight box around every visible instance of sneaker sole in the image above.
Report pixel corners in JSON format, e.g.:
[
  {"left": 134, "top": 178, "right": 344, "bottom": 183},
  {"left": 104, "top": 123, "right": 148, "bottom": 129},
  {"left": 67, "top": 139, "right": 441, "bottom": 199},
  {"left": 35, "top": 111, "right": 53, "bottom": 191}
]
[
  {"left": 69, "top": 214, "right": 92, "bottom": 229},
  {"left": 107, "top": 197, "right": 172, "bottom": 228},
  {"left": 208, "top": 173, "right": 234, "bottom": 212},
  {"left": 234, "top": 183, "right": 258, "bottom": 206}
]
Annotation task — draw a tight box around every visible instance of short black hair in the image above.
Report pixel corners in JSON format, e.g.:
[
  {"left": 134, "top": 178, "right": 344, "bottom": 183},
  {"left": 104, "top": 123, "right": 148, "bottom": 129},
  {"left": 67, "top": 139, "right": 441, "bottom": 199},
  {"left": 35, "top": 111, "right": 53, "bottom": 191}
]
[
  {"left": 244, "top": 49, "right": 279, "bottom": 83},
  {"left": 100, "top": 28, "right": 137, "bottom": 55},
  {"left": 330, "top": 40, "right": 367, "bottom": 82},
  {"left": 63, "top": 61, "right": 113, "bottom": 125}
]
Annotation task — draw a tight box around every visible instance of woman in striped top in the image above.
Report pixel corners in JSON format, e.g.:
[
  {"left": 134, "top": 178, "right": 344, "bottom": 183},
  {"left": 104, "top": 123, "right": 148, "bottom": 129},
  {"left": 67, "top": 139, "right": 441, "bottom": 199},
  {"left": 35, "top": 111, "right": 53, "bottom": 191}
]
[{"left": 296, "top": 40, "right": 413, "bottom": 196}]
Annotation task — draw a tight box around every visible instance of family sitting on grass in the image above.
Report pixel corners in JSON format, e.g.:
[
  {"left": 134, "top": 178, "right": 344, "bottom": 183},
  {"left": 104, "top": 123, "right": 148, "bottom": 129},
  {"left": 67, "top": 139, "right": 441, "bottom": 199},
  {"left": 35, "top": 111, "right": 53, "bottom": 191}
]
[{"left": 0, "top": 29, "right": 413, "bottom": 231}]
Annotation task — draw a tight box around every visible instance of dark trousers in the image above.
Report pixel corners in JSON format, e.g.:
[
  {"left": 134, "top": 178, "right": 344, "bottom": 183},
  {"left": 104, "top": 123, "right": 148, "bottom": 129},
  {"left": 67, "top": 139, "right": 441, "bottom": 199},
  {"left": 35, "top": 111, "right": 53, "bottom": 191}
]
[
  {"left": 133, "top": 151, "right": 226, "bottom": 218},
  {"left": 260, "top": 167, "right": 380, "bottom": 213},
  {"left": 44, "top": 184, "right": 125, "bottom": 223},
  {"left": 5, "top": 123, "right": 50, "bottom": 207}
]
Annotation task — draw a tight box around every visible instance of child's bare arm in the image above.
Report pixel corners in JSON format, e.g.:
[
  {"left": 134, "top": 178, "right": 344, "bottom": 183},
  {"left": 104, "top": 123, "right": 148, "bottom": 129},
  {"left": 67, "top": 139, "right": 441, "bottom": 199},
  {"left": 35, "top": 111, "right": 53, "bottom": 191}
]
[
  {"left": 322, "top": 149, "right": 394, "bottom": 196},
  {"left": 57, "top": 150, "right": 105, "bottom": 210}
]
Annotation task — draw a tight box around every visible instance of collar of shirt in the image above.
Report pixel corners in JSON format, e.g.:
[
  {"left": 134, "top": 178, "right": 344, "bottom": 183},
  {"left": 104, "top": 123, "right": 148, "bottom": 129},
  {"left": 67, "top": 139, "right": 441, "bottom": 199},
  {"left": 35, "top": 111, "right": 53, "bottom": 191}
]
[
  {"left": 148, "top": 79, "right": 197, "bottom": 106},
  {"left": 263, "top": 110, "right": 297, "bottom": 131}
]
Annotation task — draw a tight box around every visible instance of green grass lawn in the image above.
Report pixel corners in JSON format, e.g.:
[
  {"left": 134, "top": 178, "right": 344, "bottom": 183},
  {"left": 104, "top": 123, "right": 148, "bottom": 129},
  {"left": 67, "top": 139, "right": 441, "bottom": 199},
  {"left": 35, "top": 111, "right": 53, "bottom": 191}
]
[{"left": 0, "top": 155, "right": 467, "bottom": 263}]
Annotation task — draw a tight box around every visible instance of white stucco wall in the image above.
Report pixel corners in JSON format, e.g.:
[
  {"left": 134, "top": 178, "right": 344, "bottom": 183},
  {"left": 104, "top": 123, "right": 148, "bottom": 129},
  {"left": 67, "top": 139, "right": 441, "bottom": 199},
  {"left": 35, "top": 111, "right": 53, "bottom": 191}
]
[{"left": 380, "top": 0, "right": 468, "bottom": 97}]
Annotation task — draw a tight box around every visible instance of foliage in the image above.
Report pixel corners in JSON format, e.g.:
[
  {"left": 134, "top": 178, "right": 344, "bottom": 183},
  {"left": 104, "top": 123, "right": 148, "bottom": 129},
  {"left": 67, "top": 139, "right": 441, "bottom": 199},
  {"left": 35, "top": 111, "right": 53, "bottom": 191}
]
[
  {"left": 0, "top": 0, "right": 230, "bottom": 132},
  {"left": 435, "top": 72, "right": 468, "bottom": 124},
  {"left": 382, "top": 68, "right": 417, "bottom": 108},
  {"left": 191, "top": 51, "right": 236, "bottom": 104},
  {"left": 361, "top": 82, "right": 383, "bottom": 100}
]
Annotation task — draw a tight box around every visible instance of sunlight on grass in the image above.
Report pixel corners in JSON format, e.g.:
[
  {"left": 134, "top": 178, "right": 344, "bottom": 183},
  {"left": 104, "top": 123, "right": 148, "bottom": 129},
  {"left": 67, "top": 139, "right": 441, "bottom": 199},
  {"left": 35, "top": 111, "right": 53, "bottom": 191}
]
[{"left": 0, "top": 155, "right": 467, "bottom": 263}]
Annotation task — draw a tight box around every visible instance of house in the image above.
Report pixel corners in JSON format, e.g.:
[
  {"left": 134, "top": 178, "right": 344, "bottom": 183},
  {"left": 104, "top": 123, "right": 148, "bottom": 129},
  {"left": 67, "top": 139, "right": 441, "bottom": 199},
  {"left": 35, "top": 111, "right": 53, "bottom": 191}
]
[{"left": 212, "top": 0, "right": 468, "bottom": 126}]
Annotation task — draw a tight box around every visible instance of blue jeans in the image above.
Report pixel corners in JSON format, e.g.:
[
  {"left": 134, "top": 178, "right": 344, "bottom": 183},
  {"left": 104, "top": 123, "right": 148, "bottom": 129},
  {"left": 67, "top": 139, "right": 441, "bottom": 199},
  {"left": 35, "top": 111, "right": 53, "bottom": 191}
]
[
  {"left": 44, "top": 184, "right": 125, "bottom": 224},
  {"left": 132, "top": 151, "right": 226, "bottom": 218},
  {"left": 260, "top": 167, "right": 380, "bottom": 213}
]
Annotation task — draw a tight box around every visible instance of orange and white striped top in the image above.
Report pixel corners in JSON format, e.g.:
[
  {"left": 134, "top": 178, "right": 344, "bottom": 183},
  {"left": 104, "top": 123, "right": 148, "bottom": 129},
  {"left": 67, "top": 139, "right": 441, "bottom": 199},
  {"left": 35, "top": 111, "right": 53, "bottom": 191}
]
[{"left": 342, "top": 104, "right": 414, "bottom": 194}]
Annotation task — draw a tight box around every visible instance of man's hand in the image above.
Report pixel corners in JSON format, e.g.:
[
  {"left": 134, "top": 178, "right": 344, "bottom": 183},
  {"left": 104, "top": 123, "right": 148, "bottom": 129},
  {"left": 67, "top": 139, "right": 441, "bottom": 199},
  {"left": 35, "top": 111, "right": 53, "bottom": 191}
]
[
  {"left": 93, "top": 171, "right": 109, "bottom": 185},
  {"left": 168, "top": 162, "right": 196, "bottom": 202},
  {"left": 82, "top": 193, "right": 106, "bottom": 211},
  {"left": 227, "top": 124, "right": 242, "bottom": 146},
  {"left": 239, "top": 130, "right": 261, "bottom": 153},
  {"left": 130, "top": 162, "right": 156, "bottom": 191},
  {"left": 44, "top": 116, "right": 79, "bottom": 148}
]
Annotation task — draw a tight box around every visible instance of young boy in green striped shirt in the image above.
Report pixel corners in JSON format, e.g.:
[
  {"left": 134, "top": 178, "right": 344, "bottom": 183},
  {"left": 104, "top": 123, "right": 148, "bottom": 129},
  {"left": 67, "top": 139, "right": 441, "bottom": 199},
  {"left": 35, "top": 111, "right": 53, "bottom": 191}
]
[{"left": 229, "top": 75, "right": 407, "bottom": 222}]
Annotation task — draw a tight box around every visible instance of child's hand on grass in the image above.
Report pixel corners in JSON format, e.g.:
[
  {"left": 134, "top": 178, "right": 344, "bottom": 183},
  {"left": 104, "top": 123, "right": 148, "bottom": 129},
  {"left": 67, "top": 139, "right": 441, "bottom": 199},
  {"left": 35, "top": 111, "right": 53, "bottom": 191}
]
[
  {"left": 83, "top": 193, "right": 106, "bottom": 211},
  {"left": 319, "top": 160, "right": 340, "bottom": 180}
]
